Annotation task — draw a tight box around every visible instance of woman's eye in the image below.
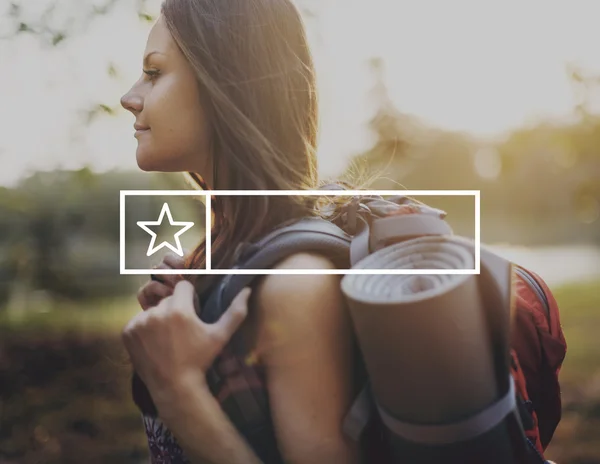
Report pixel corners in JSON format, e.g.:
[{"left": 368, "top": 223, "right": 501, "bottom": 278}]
[{"left": 143, "top": 69, "right": 160, "bottom": 81}]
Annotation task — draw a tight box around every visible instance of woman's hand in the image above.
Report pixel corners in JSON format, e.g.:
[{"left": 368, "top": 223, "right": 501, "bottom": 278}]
[
  {"left": 123, "top": 280, "right": 252, "bottom": 410},
  {"left": 137, "top": 253, "right": 186, "bottom": 310}
]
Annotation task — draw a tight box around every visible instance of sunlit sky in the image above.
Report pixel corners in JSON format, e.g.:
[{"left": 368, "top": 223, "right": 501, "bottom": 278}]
[{"left": 2, "top": 0, "right": 600, "bottom": 187}]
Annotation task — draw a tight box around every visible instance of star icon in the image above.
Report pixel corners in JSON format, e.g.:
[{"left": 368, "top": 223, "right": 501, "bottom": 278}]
[{"left": 137, "top": 202, "right": 194, "bottom": 257}]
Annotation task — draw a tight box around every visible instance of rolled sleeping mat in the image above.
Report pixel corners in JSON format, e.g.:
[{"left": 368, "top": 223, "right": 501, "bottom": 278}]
[{"left": 341, "top": 235, "right": 528, "bottom": 463}]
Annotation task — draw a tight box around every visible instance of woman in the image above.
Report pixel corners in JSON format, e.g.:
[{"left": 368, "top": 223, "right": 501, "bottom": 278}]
[{"left": 120, "top": 0, "right": 361, "bottom": 462}]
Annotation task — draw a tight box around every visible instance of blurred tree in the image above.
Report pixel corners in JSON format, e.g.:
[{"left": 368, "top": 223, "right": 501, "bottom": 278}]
[
  {"left": 1, "top": 0, "right": 155, "bottom": 45},
  {"left": 363, "top": 57, "right": 410, "bottom": 166},
  {"left": 566, "top": 63, "right": 600, "bottom": 121},
  {"left": 1, "top": 0, "right": 319, "bottom": 129},
  {"left": 0, "top": 169, "right": 207, "bottom": 305},
  {"left": 344, "top": 57, "right": 420, "bottom": 187},
  {"left": 1, "top": 0, "right": 598, "bottom": 252},
  {"left": 348, "top": 60, "right": 600, "bottom": 245},
  {"left": 1, "top": 0, "right": 317, "bottom": 47}
]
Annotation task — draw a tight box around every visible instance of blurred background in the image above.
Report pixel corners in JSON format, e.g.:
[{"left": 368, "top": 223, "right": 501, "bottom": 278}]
[{"left": 1, "top": 0, "right": 599, "bottom": 462}]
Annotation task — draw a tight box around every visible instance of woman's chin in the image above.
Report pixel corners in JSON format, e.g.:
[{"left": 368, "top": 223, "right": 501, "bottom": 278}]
[
  {"left": 136, "top": 150, "right": 161, "bottom": 172},
  {"left": 135, "top": 147, "right": 187, "bottom": 173}
]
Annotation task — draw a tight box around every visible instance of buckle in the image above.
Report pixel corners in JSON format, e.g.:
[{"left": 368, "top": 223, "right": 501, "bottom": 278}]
[{"left": 343, "top": 197, "right": 372, "bottom": 235}]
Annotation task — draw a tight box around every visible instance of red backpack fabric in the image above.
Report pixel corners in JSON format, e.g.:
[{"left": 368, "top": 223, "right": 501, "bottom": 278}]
[{"left": 510, "top": 267, "right": 567, "bottom": 455}]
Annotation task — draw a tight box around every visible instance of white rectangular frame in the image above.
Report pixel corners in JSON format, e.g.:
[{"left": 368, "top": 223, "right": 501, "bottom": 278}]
[{"left": 120, "top": 190, "right": 480, "bottom": 275}]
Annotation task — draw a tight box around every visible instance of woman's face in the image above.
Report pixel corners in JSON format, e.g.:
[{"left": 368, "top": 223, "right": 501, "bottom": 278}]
[{"left": 120, "top": 16, "right": 211, "bottom": 177}]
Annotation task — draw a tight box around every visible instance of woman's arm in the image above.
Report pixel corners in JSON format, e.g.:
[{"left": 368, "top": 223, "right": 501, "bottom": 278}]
[
  {"left": 253, "top": 253, "right": 361, "bottom": 463},
  {"left": 123, "top": 282, "right": 265, "bottom": 464},
  {"left": 123, "top": 254, "right": 360, "bottom": 464},
  {"left": 160, "top": 252, "right": 360, "bottom": 464},
  {"left": 156, "top": 380, "right": 263, "bottom": 464}
]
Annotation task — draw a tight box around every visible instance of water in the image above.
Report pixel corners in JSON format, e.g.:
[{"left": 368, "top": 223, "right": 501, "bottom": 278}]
[{"left": 486, "top": 244, "right": 600, "bottom": 288}]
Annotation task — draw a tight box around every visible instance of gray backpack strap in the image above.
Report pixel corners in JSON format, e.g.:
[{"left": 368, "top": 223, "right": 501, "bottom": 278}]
[
  {"left": 198, "top": 217, "right": 350, "bottom": 463},
  {"left": 350, "top": 216, "right": 372, "bottom": 266},
  {"left": 200, "top": 217, "right": 351, "bottom": 324},
  {"left": 376, "top": 376, "right": 517, "bottom": 445},
  {"left": 342, "top": 385, "right": 374, "bottom": 441}
]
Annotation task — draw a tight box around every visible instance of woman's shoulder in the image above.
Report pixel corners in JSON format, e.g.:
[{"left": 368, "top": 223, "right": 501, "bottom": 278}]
[
  {"left": 252, "top": 252, "right": 344, "bottom": 337},
  {"left": 273, "top": 251, "right": 337, "bottom": 271},
  {"left": 257, "top": 252, "right": 339, "bottom": 300}
]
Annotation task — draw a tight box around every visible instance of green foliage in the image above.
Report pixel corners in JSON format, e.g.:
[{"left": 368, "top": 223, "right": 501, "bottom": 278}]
[
  {"left": 51, "top": 32, "right": 65, "bottom": 45},
  {"left": 2, "top": 0, "right": 156, "bottom": 46},
  {"left": 0, "top": 170, "right": 193, "bottom": 303},
  {"left": 0, "top": 331, "right": 149, "bottom": 464},
  {"left": 138, "top": 12, "right": 155, "bottom": 23},
  {"left": 352, "top": 60, "right": 600, "bottom": 245},
  {"left": 85, "top": 103, "right": 119, "bottom": 123},
  {"left": 544, "top": 279, "right": 600, "bottom": 463},
  {"left": 0, "top": 296, "right": 139, "bottom": 335},
  {"left": 107, "top": 62, "right": 118, "bottom": 77},
  {"left": 551, "top": 279, "right": 600, "bottom": 384}
]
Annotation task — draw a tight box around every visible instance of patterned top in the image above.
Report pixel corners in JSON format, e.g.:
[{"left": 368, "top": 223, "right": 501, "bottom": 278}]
[
  {"left": 143, "top": 415, "right": 190, "bottom": 464},
  {"left": 141, "top": 341, "right": 279, "bottom": 463}
]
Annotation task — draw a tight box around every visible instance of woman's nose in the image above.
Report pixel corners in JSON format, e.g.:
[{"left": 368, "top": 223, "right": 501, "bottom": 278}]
[{"left": 120, "top": 87, "right": 143, "bottom": 114}]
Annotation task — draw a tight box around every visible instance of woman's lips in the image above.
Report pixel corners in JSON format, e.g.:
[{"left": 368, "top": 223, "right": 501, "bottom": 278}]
[{"left": 134, "top": 124, "right": 150, "bottom": 137}]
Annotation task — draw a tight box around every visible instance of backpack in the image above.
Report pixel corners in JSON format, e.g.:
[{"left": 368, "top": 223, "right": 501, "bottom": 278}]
[{"left": 135, "top": 188, "right": 567, "bottom": 464}]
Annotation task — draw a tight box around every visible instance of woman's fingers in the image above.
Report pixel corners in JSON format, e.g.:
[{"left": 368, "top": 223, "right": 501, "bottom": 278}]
[
  {"left": 140, "top": 254, "right": 188, "bottom": 311},
  {"left": 138, "top": 280, "right": 174, "bottom": 311},
  {"left": 151, "top": 264, "right": 184, "bottom": 287},
  {"left": 170, "top": 280, "right": 198, "bottom": 314},
  {"left": 150, "top": 253, "right": 186, "bottom": 285},
  {"left": 162, "top": 252, "right": 186, "bottom": 269},
  {"left": 213, "top": 288, "right": 252, "bottom": 344}
]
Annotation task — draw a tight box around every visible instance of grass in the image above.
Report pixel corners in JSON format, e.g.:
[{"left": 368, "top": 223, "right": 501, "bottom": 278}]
[
  {"left": 550, "top": 279, "right": 600, "bottom": 387},
  {"left": 0, "top": 332, "right": 149, "bottom": 464},
  {"left": 0, "top": 278, "right": 598, "bottom": 463},
  {"left": 0, "top": 296, "right": 145, "bottom": 463},
  {"left": 544, "top": 278, "right": 600, "bottom": 464},
  {"left": 0, "top": 296, "right": 139, "bottom": 336}
]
